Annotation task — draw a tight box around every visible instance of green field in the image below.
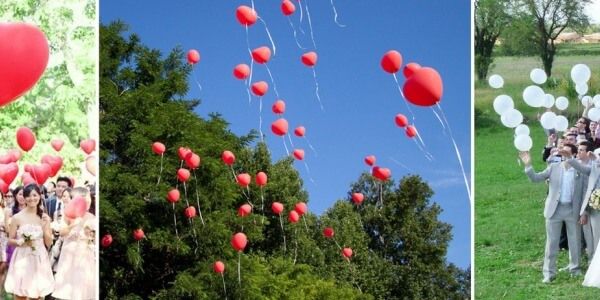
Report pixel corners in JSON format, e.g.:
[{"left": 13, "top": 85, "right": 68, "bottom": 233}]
[{"left": 475, "top": 55, "right": 600, "bottom": 299}]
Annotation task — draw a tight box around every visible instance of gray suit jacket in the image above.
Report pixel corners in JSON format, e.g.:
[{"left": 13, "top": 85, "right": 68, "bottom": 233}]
[
  {"left": 525, "top": 162, "right": 585, "bottom": 219},
  {"left": 568, "top": 159, "right": 600, "bottom": 216}
]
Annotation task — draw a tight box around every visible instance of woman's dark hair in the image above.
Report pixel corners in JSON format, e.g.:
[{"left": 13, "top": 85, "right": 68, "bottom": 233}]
[
  {"left": 12, "top": 186, "right": 24, "bottom": 216},
  {"left": 581, "top": 117, "right": 591, "bottom": 135},
  {"left": 23, "top": 184, "right": 43, "bottom": 219}
]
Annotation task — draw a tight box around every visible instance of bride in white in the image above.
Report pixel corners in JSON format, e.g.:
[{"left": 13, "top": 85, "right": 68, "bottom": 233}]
[{"left": 584, "top": 244, "right": 600, "bottom": 287}]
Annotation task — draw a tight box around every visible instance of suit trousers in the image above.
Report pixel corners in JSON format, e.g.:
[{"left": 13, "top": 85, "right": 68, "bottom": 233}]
[
  {"left": 544, "top": 203, "right": 581, "bottom": 279},
  {"left": 587, "top": 209, "right": 600, "bottom": 258}
]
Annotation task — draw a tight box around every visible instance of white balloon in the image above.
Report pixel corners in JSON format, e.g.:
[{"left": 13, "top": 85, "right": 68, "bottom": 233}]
[
  {"left": 523, "top": 85, "right": 545, "bottom": 107},
  {"left": 501, "top": 109, "right": 523, "bottom": 128},
  {"left": 593, "top": 95, "right": 600, "bottom": 107},
  {"left": 515, "top": 124, "right": 530, "bottom": 136},
  {"left": 530, "top": 68, "right": 547, "bottom": 84},
  {"left": 554, "top": 115, "right": 569, "bottom": 132},
  {"left": 582, "top": 95, "right": 593, "bottom": 107},
  {"left": 514, "top": 134, "right": 533, "bottom": 151},
  {"left": 571, "top": 64, "right": 591, "bottom": 84},
  {"left": 576, "top": 83, "right": 589, "bottom": 96},
  {"left": 540, "top": 111, "right": 557, "bottom": 129},
  {"left": 555, "top": 96, "right": 569, "bottom": 110},
  {"left": 493, "top": 95, "right": 514, "bottom": 115},
  {"left": 488, "top": 74, "right": 504, "bottom": 89},
  {"left": 542, "top": 94, "right": 555, "bottom": 108},
  {"left": 589, "top": 107, "right": 600, "bottom": 122}
]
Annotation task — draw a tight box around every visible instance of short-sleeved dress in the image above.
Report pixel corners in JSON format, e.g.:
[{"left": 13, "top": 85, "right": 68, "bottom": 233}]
[{"left": 4, "top": 223, "right": 55, "bottom": 298}]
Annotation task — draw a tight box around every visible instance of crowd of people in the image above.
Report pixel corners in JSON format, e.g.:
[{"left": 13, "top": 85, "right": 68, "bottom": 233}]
[
  {"left": 519, "top": 111, "right": 600, "bottom": 287},
  {"left": 0, "top": 176, "right": 96, "bottom": 299}
]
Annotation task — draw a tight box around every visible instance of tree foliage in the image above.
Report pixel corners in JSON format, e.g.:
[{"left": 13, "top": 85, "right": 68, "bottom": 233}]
[
  {"left": 0, "top": 0, "right": 96, "bottom": 178},
  {"left": 99, "top": 22, "right": 469, "bottom": 300},
  {"left": 474, "top": 0, "right": 511, "bottom": 80}
]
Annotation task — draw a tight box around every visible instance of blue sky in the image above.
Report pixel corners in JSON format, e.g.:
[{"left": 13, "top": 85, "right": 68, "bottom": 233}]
[{"left": 101, "top": 0, "right": 471, "bottom": 268}]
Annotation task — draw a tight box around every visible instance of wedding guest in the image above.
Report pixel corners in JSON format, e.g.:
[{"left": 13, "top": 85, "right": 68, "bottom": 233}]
[
  {"left": 49, "top": 187, "right": 71, "bottom": 272},
  {"left": 0, "top": 193, "right": 8, "bottom": 297},
  {"left": 520, "top": 145, "right": 584, "bottom": 283},
  {"left": 4, "top": 184, "right": 54, "bottom": 299},
  {"left": 51, "top": 187, "right": 96, "bottom": 300},
  {"left": 46, "top": 177, "right": 72, "bottom": 222},
  {"left": 5, "top": 186, "right": 26, "bottom": 267}
]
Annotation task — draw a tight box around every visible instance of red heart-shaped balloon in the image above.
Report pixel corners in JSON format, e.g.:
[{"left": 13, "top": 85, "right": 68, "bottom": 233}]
[
  {"left": 364, "top": 155, "right": 376, "bottom": 167},
  {"left": 236, "top": 173, "right": 251, "bottom": 187},
  {"left": 133, "top": 229, "right": 145, "bottom": 241},
  {"left": 0, "top": 179, "right": 8, "bottom": 194},
  {"left": 281, "top": 0, "right": 296, "bottom": 16},
  {"left": 402, "top": 67, "right": 443, "bottom": 107},
  {"left": 323, "top": 227, "right": 334, "bottom": 238},
  {"left": 372, "top": 166, "right": 391, "bottom": 181},
  {"left": 51, "top": 139, "right": 64, "bottom": 152},
  {"left": 272, "top": 100, "right": 286, "bottom": 114},
  {"left": 294, "top": 202, "right": 307, "bottom": 215},
  {"left": 238, "top": 204, "right": 252, "bottom": 217},
  {"left": 294, "top": 126, "right": 306, "bottom": 137},
  {"left": 271, "top": 202, "right": 284, "bottom": 215},
  {"left": 184, "top": 206, "right": 197, "bottom": 219},
  {"left": 80, "top": 139, "right": 96, "bottom": 155},
  {"left": 236, "top": 6, "right": 257, "bottom": 26},
  {"left": 301, "top": 51, "right": 317, "bottom": 67},
  {"left": 101, "top": 234, "right": 113, "bottom": 248},
  {"left": 32, "top": 164, "right": 51, "bottom": 184},
  {"left": 251, "top": 46, "right": 271, "bottom": 64},
  {"left": 178, "top": 147, "right": 192, "bottom": 161},
  {"left": 231, "top": 232, "right": 248, "bottom": 252},
  {"left": 271, "top": 118, "right": 289, "bottom": 136},
  {"left": 255, "top": 171, "right": 267, "bottom": 186},
  {"left": 185, "top": 153, "right": 201, "bottom": 169},
  {"left": 21, "top": 172, "right": 35, "bottom": 186},
  {"left": 213, "top": 261, "right": 225, "bottom": 274},
  {"left": 381, "top": 50, "right": 402, "bottom": 74},
  {"left": 16, "top": 127, "right": 36, "bottom": 152},
  {"left": 251, "top": 81, "right": 269, "bottom": 96},
  {"left": 342, "top": 247, "right": 353, "bottom": 258},
  {"left": 152, "top": 142, "right": 165, "bottom": 155},
  {"left": 166, "top": 188, "right": 180, "bottom": 203},
  {"left": 233, "top": 63, "right": 250, "bottom": 80},
  {"left": 187, "top": 49, "right": 200, "bottom": 65},
  {"left": 405, "top": 125, "right": 417, "bottom": 138},
  {"left": 64, "top": 196, "right": 87, "bottom": 219},
  {"left": 394, "top": 114, "right": 408, "bottom": 128},
  {"left": 288, "top": 210, "right": 300, "bottom": 223},
  {"left": 352, "top": 193, "right": 364, "bottom": 205},
  {"left": 221, "top": 150, "right": 235, "bottom": 166},
  {"left": 293, "top": 149, "right": 304, "bottom": 160},
  {"left": 0, "top": 23, "right": 49, "bottom": 107},
  {"left": 177, "top": 168, "right": 190, "bottom": 182}
]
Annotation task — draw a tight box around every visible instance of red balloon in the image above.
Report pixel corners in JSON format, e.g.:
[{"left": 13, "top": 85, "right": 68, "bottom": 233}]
[
  {"left": 187, "top": 49, "right": 200, "bottom": 64},
  {"left": 22, "top": 172, "right": 35, "bottom": 186},
  {"left": 403, "top": 62, "right": 421, "bottom": 79},
  {"left": 255, "top": 171, "right": 267, "bottom": 186},
  {"left": 293, "top": 149, "right": 304, "bottom": 160},
  {"left": 233, "top": 63, "right": 250, "bottom": 80},
  {"left": 0, "top": 163, "right": 18, "bottom": 185},
  {"left": 251, "top": 46, "right": 271, "bottom": 64},
  {"left": 0, "top": 179, "right": 8, "bottom": 194},
  {"left": 238, "top": 204, "right": 252, "bottom": 217},
  {"left": 405, "top": 125, "right": 417, "bottom": 138},
  {"left": 236, "top": 5, "right": 257, "bottom": 26},
  {"left": 288, "top": 210, "right": 300, "bottom": 223},
  {"left": 51, "top": 139, "right": 64, "bottom": 152},
  {"left": 271, "top": 202, "right": 284, "bottom": 215},
  {"left": 323, "top": 227, "right": 334, "bottom": 238},
  {"left": 231, "top": 232, "right": 248, "bottom": 252},
  {"left": 281, "top": 0, "right": 296, "bottom": 15},
  {"left": 395, "top": 114, "right": 408, "bottom": 127},
  {"left": 272, "top": 100, "right": 286, "bottom": 114},
  {"left": 294, "top": 126, "right": 305, "bottom": 137},
  {"left": 16, "top": 127, "right": 36, "bottom": 152},
  {"left": 152, "top": 142, "right": 166, "bottom": 155},
  {"left": 364, "top": 155, "right": 376, "bottom": 167},
  {"left": 185, "top": 153, "right": 201, "bottom": 169},
  {"left": 8, "top": 149, "right": 21, "bottom": 162},
  {"left": 236, "top": 173, "right": 251, "bottom": 187},
  {"left": 177, "top": 168, "right": 191, "bottom": 182},
  {"left": 222, "top": 150, "right": 236, "bottom": 166},
  {"left": 133, "top": 229, "right": 145, "bottom": 241},
  {"left": 167, "top": 188, "right": 180, "bottom": 203},
  {"left": 271, "top": 118, "right": 289, "bottom": 136},
  {"left": 101, "top": 234, "right": 113, "bottom": 248},
  {"left": 381, "top": 50, "right": 403, "bottom": 74},
  {"left": 0, "top": 155, "right": 13, "bottom": 165},
  {"left": 372, "top": 166, "right": 391, "bottom": 181},
  {"left": 41, "top": 155, "right": 63, "bottom": 177},
  {"left": 402, "top": 67, "right": 443, "bottom": 107},
  {"left": 342, "top": 247, "right": 353, "bottom": 259},
  {"left": 0, "top": 23, "right": 49, "bottom": 107},
  {"left": 301, "top": 51, "right": 318, "bottom": 67},
  {"left": 213, "top": 261, "right": 225, "bottom": 274},
  {"left": 251, "top": 81, "right": 269, "bottom": 96},
  {"left": 80, "top": 139, "right": 96, "bottom": 155},
  {"left": 294, "top": 202, "right": 307, "bottom": 215},
  {"left": 184, "top": 206, "right": 197, "bottom": 219},
  {"left": 64, "top": 196, "right": 87, "bottom": 219},
  {"left": 31, "top": 164, "right": 50, "bottom": 185},
  {"left": 178, "top": 147, "right": 192, "bottom": 161},
  {"left": 352, "top": 193, "right": 364, "bottom": 205}
]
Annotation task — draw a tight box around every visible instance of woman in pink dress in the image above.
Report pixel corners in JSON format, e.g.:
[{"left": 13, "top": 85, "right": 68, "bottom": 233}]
[
  {"left": 51, "top": 187, "right": 96, "bottom": 300},
  {"left": 4, "top": 184, "right": 54, "bottom": 299}
]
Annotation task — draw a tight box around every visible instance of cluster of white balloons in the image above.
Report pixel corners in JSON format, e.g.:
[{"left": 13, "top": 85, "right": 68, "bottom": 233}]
[
  {"left": 572, "top": 64, "right": 591, "bottom": 97},
  {"left": 490, "top": 75, "right": 532, "bottom": 151}
]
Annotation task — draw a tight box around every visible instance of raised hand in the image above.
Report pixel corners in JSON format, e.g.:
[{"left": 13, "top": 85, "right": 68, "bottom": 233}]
[
  {"left": 547, "top": 133, "right": 557, "bottom": 147},
  {"left": 519, "top": 151, "right": 531, "bottom": 166}
]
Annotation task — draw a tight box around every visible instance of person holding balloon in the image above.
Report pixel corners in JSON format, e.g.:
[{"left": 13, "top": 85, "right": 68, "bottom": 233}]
[
  {"left": 519, "top": 145, "right": 585, "bottom": 283},
  {"left": 4, "top": 184, "right": 54, "bottom": 299},
  {"left": 51, "top": 187, "right": 96, "bottom": 300},
  {"left": 49, "top": 187, "right": 71, "bottom": 272}
]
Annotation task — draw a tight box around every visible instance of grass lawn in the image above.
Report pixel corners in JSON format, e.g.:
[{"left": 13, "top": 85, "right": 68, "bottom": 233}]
[{"left": 475, "top": 55, "right": 600, "bottom": 299}]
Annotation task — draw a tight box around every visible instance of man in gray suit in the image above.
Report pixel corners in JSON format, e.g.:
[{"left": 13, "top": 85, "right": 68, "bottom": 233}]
[{"left": 520, "top": 144, "right": 584, "bottom": 283}]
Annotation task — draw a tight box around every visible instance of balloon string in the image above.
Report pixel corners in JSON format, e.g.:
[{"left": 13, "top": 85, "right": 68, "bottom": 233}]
[
  {"left": 287, "top": 16, "right": 305, "bottom": 49},
  {"left": 293, "top": 227, "right": 298, "bottom": 264},
  {"left": 304, "top": 136, "right": 318, "bottom": 156},
  {"left": 282, "top": 137, "right": 290, "bottom": 156},
  {"left": 183, "top": 181, "right": 190, "bottom": 207},
  {"left": 379, "top": 182, "right": 383, "bottom": 207},
  {"left": 193, "top": 170, "right": 205, "bottom": 226},
  {"left": 156, "top": 154, "right": 164, "bottom": 186},
  {"left": 279, "top": 214, "right": 287, "bottom": 253},
  {"left": 392, "top": 73, "right": 416, "bottom": 122},
  {"left": 172, "top": 203, "right": 180, "bottom": 242},
  {"left": 258, "top": 17, "right": 276, "bottom": 56},
  {"left": 229, "top": 165, "right": 237, "bottom": 183},
  {"left": 430, "top": 106, "right": 447, "bottom": 133},
  {"left": 246, "top": 25, "right": 254, "bottom": 89},
  {"left": 245, "top": 186, "right": 254, "bottom": 206},
  {"left": 302, "top": 215, "right": 309, "bottom": 232},
  {"left": 329, "top": 0, "right": 346, "bottom": 27},
  {"left": 302, "top": 160, "right": 316, "bottom": 184},
  {"left": 260, "top": 188, "right": 265, "bottom": 224},
  {"left": 237, "top": 251, "right": 242, "bottom": 286},
  {"left": 333, "top": 238, "right": 342, "bottom": 250},
  {"left": 435, "top": 103, "right": 472, "bottom": 204},
  {"left": 311, "top": 67, "right": 324, "bottom": 111},
  {"left": 388, "top": 157, "right": 413, "bottom": 173},
  {"left": 221, "top": 273, "right": 228, "bottom": 300},
  {"left": 413, "top": 132, "right": 434, "bottom": 161},
  {"left": 265, "top": 64, "right": 279, "bottom": 98},
  {"left": 304, "top": 0, "right": 317, "bottom": 49},
  {"left": 348, "top": 260, "right": 362, "bottom": 293},
  {"left": 287, "top": 133, "right": 295, "bottom": 148},
  {"left": 298, "top": 0, "right": 305, "bottom": 34},
  {"left": 259, "top": 96, "right": 264, "bottom": 142},
  {"left": 192, "top": 68, "right": 203, "bottom": 91}
]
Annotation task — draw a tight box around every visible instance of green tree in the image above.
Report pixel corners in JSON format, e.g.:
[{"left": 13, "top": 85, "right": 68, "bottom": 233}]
[
  {"left": 474, "top": 0, "right": 511, "bottom": 80},
  {"left": 498, "top": 14, "right": 538, "bottom": 56}
]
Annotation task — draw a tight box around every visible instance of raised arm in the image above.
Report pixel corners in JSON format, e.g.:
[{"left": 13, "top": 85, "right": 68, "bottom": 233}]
[
  {"left": 566, "top": 152, "right": 593, "bottom": 175},
  {"left": 520, "top": 151, "right": 551, "bottom": 182}
]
